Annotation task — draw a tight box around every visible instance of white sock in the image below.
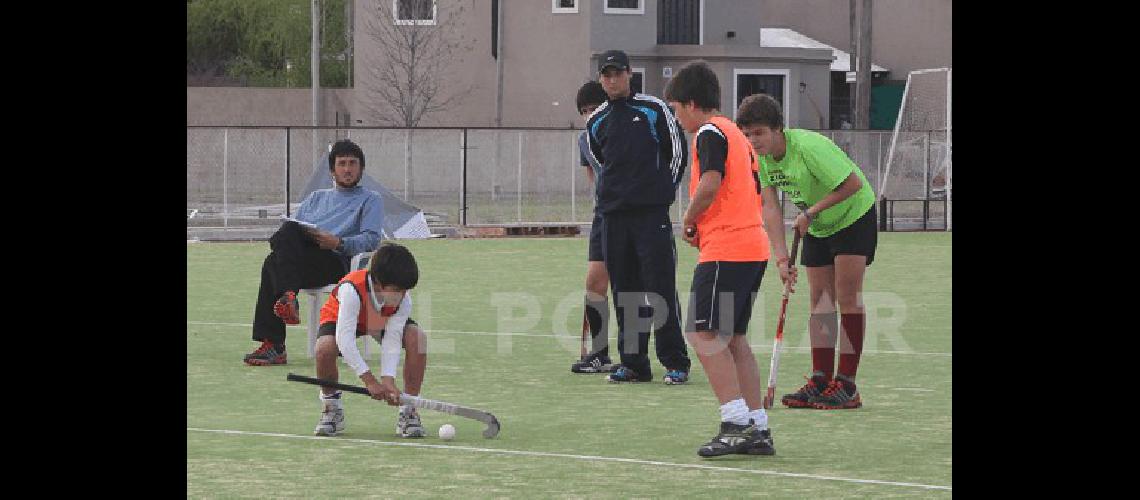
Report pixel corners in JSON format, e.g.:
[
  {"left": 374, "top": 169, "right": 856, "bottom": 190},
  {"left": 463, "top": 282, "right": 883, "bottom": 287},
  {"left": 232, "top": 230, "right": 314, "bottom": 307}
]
[
  {"left": 748, "top": 407, "right": 768, "bottom": 430},
  {"left": 319, "top": 390, "right": 343, "bottom": 409},
  {"left": 719, "top": 398, "right": 750, "bottom": 425}
]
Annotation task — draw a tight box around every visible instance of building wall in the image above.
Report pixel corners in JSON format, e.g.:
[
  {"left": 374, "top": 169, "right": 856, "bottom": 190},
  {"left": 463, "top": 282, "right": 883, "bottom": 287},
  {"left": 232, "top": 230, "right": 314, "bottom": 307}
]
[
  {"left": 590, "top": 0, "right": 659, "bottom": 53},
  {"left": 501, "top": 0, "right": 592, "bottom": 127},
  {"left": 350, "top": 0, "right": 497, "bottom": 127},
  {"left": 701, "top": 0, "right": 764, "bottom": 46},
  {"left": 186, "top": 87, "right": 354, "bottom": 126},
  {"left": 758, "top": 0, "right": 952, "bottom": 78},
  {"left": 190, "top": 1, "right": 838, "bottom": 129}
]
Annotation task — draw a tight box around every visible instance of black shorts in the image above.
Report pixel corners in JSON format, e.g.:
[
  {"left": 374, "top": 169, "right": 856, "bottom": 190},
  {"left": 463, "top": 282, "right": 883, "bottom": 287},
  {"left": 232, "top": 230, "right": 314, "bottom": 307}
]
[
  {"left": 802, "top": 205, "right": 878, "bottom": 268},
  {"left": 318, "top": 318, "right": 418, "bottom": 340},
  {"left": 685, "top": 261, "right": 767, "bottom": 336},
  {"left": 588, "top": 212, "right": 604, "bottom": 262}
]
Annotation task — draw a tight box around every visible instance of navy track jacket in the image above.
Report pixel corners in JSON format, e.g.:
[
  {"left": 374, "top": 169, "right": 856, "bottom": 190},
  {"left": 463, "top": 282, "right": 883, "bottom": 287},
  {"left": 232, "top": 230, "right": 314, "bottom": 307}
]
[{"left": 586, "top": 93, "right": 687, "bottom": 214}]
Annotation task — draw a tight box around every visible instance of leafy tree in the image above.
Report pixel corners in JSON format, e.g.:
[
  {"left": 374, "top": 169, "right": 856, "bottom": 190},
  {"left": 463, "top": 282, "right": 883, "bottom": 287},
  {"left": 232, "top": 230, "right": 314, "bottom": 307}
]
[{"left": 187, "top": 0, "right": 349, "bottom": 87}]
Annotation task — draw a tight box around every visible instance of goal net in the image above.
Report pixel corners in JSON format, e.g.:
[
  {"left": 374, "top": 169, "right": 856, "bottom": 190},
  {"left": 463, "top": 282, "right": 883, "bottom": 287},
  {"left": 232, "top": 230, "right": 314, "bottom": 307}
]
[{"left": 880, "top": 68, "right": 952, "bottom": 230}]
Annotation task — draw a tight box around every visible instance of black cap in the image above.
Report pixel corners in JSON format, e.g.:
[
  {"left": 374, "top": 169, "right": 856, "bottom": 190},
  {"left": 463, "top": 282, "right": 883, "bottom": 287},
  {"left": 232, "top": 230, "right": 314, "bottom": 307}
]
[{"left": 598, "top": 50, "right": 630, "bottom": 73}]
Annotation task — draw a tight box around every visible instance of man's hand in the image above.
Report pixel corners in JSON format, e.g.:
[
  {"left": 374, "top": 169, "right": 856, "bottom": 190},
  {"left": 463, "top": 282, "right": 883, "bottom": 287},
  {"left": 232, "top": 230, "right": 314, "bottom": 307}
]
[
  {"left": 681, "top": 225, "right": 699, "bottom": 248},
  {"left": 777, "top": 257, "right": 798, "bottom": 294},
  {"left": 306, "top": 229, "right": 341, "bottom": 250},
  {"left": 793, "top": 212, "right": 812, "bottom": 237},
  {"left": 681, "top": 212, "right": 699, "bottom": 248},
  {"left": 365, "top": 376, "right": 402, "bottom": 406},
  {"left": 379, "top": 376, "right": 402, "bottom": 406}
]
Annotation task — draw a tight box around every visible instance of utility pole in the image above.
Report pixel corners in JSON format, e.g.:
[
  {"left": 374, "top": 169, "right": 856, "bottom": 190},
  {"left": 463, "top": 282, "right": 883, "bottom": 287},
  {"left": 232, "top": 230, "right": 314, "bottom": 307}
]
[
  {"left": 346, "top": 0, "right": 353, "bottom": 92},
  {"left": 855, "top": 0, "right": 873, "bottom": 129},
  {"left": 494, "top": 0, "right": 504, "bottom": 127},
  {"left": 849, "top": 0, "right": 856, "bottom": 128},
  {"left": 312, "top": 0, "right": 321, "bottom": 128}
]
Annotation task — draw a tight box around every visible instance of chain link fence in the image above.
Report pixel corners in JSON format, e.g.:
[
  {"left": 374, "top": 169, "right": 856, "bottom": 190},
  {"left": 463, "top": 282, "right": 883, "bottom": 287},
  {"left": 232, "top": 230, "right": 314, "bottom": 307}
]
[{"left": 187, "top": 126, "right": 943, "bottom": 236}]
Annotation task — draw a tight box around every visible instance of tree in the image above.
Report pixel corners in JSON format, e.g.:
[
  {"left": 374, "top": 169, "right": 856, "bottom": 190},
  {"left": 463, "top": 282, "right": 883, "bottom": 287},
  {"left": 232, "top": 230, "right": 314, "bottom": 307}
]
[
  {"left": 360, "top": 0, "right": 474, "bottom": 126},
  {"left": 186, "top": 0, "right": 350, "bottom": 88},
  {"left": 360, "top": 0, "right": 476, "bottom": 200}
]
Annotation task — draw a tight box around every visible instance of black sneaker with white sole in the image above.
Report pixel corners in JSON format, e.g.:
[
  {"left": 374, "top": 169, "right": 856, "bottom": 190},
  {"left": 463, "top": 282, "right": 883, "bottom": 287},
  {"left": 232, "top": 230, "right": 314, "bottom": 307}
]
[
  {"left": 606, "top": 365, "right": 652, "bottom": 383},
  {"left": 571, "top": 354, "right": 616, "bottom": 373},
  {"left": 697, "top": 420, "right": 775, "bottom": 457}
]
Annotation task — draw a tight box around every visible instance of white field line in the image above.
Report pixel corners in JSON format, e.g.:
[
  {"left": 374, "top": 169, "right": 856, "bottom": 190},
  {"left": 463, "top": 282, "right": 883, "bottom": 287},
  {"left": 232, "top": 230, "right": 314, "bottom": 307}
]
[
  {"left": 186, "top": 321, "right": 952, "bottom": 357},
  {"left": 186, "top": 427, "right": 951, "bottom": 492}
]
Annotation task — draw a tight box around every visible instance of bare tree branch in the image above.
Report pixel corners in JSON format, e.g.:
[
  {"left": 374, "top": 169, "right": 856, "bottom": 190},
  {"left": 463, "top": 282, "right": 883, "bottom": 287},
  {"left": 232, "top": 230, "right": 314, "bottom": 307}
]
[{"left": 362, "top": 0, "right": 475, "bottom": 127}]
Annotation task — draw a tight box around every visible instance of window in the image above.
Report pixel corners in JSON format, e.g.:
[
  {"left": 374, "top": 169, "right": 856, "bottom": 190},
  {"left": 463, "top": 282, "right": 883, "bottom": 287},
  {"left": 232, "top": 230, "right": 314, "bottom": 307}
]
[
  {"left": 552, "top": 0, "right": 578, "bottom": 14},
  {"left": 394, "top": 0, "right": 436, "bottom": 26},
  {"left": 658, "top": 0, "right": 700, "bottom": 45},
  {"left": 605, "top": 0, "right": 644, "bottom": 15},
  {"left": 631, "top": 67, "right": 645, "bottom": 95},
  {"left": 733, "top": 69, "right": 792, "bottom": 125}
]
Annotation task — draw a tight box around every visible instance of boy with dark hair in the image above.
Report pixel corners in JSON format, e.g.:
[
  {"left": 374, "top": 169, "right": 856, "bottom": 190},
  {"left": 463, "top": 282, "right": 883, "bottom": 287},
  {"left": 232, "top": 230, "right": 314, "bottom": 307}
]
[
  {"left": 737, "top": 93, "right": 878, "bottom": 410},
  {"left": 244, "top": 139, "right": 384, "bottom": 366},
  {"left": 571, "top": 81, "right": 617, "bottom": 374},
  {"left": 665, "top": 60, "right": 775, "bottom": 457},
  {"left": 312, "top": 242, "right": 430, "bottom": 438}
]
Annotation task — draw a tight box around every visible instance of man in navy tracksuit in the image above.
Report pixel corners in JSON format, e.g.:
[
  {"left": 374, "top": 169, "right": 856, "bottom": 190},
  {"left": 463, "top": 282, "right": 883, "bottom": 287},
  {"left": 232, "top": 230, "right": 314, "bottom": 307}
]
[{"left": 586, "top": 50, "right": 692, "bottom": 384}]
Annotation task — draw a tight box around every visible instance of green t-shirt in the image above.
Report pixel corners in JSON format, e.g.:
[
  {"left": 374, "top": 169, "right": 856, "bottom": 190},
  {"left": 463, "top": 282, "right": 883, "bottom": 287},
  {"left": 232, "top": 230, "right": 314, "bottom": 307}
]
[{"left": 758, "top": 129, "right": 876, "bottom": 237}]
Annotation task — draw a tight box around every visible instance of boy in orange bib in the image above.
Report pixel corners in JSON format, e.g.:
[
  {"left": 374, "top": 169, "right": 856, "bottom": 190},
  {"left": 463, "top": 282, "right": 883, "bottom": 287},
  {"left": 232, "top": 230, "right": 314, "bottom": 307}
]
[{"left": 312, "top": 243, "right": 429, "bottom": 438}]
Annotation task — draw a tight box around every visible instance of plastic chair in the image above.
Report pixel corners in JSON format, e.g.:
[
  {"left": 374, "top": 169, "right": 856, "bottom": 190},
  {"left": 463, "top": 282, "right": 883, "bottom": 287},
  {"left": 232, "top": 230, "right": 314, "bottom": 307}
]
[{"left": 301, "top": 252, "right": 373, "bottom": 358}]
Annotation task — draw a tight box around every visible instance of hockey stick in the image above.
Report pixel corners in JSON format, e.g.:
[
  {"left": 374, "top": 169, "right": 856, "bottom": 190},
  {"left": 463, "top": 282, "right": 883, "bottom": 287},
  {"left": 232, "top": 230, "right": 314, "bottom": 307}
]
[
  {"left": 762, "top": 228, "right": 802, "bottom": 409},
  {"left": 286, "top": 373, "right": 501, "bottom": 438},
  {"left": 580, "top": 310, "right": 589, "bottom": 360}
]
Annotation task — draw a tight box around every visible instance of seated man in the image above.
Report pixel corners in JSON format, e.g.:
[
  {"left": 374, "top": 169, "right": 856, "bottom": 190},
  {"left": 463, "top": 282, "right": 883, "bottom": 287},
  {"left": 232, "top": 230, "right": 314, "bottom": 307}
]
[{"left": 244, "top": 139, "right": 384, "bottom": 366}]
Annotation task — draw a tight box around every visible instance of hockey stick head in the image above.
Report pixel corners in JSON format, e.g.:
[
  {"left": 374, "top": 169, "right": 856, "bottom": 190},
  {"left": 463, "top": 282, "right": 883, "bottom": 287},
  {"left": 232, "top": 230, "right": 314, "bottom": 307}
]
[{"left": 483, "top": 414, "right": 501, "bottom": 438}]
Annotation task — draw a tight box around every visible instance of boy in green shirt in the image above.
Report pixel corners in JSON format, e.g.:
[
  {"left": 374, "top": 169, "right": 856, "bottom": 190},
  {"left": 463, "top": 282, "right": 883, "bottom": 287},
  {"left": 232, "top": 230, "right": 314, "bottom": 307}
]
[{"left": 737, "top": 94, "right": 878, "bottom": 410}]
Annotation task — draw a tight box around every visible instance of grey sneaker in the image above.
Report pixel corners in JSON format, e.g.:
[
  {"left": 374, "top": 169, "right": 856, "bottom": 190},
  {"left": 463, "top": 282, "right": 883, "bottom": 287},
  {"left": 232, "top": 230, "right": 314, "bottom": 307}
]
[
  {"left": 396, "top": 406, "right": 425, "bottom": 438},
  {"left": 314, "top": 394, "right": 346, "bottom": 436}
]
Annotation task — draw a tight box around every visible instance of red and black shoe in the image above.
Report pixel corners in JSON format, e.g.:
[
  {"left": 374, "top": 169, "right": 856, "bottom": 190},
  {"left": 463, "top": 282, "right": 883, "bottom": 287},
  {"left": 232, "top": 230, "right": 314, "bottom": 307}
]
[
  {"left": 781, "top": 372, "right": 830, "bottom": 408},
  {"left": 811, "top": 375, "right": 862, "bottom": 410},
  {"left": 273, "top": 291, "right": 300, "bottom": 325},
  {"left": 243, "top": 340, "right": 287, "bottom": 366}
]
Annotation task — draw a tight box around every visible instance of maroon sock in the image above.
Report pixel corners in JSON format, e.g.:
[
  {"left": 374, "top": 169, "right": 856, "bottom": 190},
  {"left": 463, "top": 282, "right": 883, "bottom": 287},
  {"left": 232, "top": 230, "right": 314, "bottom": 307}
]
[
  {"left": 837, "top": 313, "right": 866, "bottom": 380},
  {"left": 809, "top": 312, "right": 838, "bottom": 380}
]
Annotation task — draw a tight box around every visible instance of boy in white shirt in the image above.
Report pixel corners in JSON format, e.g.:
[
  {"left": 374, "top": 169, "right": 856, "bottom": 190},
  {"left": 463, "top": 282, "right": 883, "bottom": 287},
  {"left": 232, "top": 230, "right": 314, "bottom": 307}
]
[{"left": 312, "top": 243, "right": 428, "bottom": 438}]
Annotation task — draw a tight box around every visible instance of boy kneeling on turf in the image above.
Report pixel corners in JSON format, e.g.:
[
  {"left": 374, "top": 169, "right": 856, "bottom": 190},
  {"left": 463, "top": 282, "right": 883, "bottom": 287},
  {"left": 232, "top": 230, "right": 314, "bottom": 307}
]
[
  {"left": 313, "top": 242, "right": 429, "bottom": 438},
  {"left": 666, "top": 61, "right": 775, "bottom": 457}
]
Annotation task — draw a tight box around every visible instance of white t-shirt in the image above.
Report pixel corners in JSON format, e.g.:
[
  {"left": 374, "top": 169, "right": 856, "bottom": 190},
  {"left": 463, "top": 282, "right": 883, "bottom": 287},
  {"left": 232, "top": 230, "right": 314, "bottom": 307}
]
[{"left": 334, "top": 283, "right": 412, "bottom": 378}]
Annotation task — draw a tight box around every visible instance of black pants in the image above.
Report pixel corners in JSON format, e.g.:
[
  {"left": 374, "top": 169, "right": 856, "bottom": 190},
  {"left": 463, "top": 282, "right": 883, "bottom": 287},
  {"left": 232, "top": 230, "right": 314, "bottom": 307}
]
[
  {"left": 601, "top": 207, "right": 691, "bottom": 375},
  {"left": 251, "top": 222, "right": 348, "bottom": 344}
]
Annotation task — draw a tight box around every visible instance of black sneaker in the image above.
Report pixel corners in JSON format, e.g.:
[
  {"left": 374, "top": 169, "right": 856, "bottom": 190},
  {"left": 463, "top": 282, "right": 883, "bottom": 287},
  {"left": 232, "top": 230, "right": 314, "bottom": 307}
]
[
  {"left": 781, "top": 371, "right": 829, "bottom": 408},
  {"left": 663, "top": 369, "right": 689, "bottom": 385},
  {"left": 244, "top": 340, "right": 287, "bottom": 366},
  {"left": 606, "top": 365, "right": 652, "bottom": 383},
  {"left": 697, "top": 420, "right": 775, "bottom": 457},
  {"left": 571, "top": 354, "right": 617, "bottom": 374},
  {"left": 811, "top": 375, "right": 862, "bottom": 410}
]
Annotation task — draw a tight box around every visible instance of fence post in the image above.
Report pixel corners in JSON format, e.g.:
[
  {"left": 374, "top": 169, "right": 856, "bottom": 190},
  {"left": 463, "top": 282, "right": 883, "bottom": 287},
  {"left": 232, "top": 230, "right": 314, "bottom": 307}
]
[
  {"left": 461, "top": 128, "right": 468, "bottom": 227},
  {"left": 285, "top": 127, "right": 291, "bottom": 218},
  {"left": 923, "top": 199, "right": 929, "bottom": 231},
  {"left": 924, "top": 131, "right": 931, "bottom": 198},
  {"left": 404, "top": 129, "right": 411, "bottom": 201},
  {"left": 571, "top": 132, "right": 576, "bottom": 223},
  {"left": 877, "top": 132, "right": 883, "bottom": 196},
  {"left": 517, "top": 131, "right": 523, "bottom": 223},
  {"left": 223, "top": 128, "right": 228, "bottom": 229},
  {"left": 879, "top": 196, "right": 887, "bottom": 231}
]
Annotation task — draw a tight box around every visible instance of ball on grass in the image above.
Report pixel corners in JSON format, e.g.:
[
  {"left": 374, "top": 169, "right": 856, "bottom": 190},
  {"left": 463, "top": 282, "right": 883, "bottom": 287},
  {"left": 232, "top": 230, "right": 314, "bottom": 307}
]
[{"left": 439, "top": 424, "right": 456, "bottom": 441}]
